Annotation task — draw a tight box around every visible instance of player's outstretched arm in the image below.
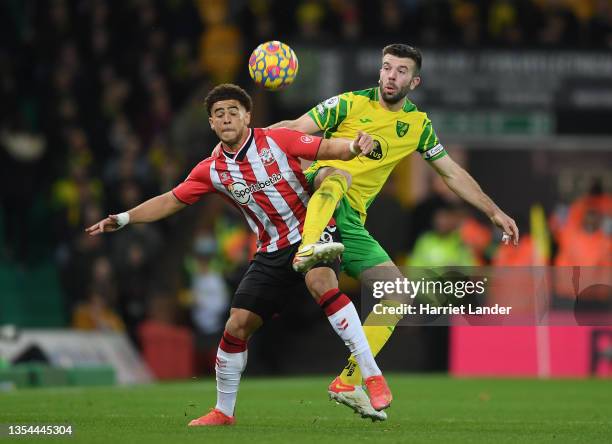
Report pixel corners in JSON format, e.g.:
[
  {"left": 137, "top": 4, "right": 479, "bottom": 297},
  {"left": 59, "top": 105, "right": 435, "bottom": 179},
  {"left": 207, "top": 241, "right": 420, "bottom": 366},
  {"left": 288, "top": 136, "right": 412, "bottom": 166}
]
[
  {"left": 85, "top": 191, "right": 186, "bottom": 236},
  {"left": 268, "top": 112, "right": 319, "bottom": 133},
  {"left": 317, "top": 131, "right": 374, "bottom": 161},
  {"left": 428, "top": 154, "right": 519, "bottom": 245}
]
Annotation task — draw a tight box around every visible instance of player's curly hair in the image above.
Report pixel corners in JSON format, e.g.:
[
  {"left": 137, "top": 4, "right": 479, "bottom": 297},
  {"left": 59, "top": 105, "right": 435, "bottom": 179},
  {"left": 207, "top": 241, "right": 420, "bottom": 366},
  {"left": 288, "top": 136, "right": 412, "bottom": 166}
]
[
  {"left": 204, "top": 83, "right": 253, "bottom": 115},
  {"left": 382, "top": 44, "right": 422, "bottom": 74}
]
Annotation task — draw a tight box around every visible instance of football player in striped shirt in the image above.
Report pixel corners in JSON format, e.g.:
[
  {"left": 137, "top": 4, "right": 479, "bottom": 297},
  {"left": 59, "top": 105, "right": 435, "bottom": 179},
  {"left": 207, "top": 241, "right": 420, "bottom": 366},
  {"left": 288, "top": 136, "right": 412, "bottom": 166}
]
[
  {"left": 86, "top": 83, "right": 392, "bottom": 426},
  {"left": 271, "top": 43, "right": 519, "bottom": 420}
]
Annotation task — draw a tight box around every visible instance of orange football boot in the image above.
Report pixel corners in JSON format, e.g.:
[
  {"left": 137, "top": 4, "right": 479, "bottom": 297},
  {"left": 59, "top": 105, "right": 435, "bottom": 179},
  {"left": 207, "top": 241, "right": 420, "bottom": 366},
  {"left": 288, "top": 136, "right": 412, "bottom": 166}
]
[
  {"left": 188, "top": 408, "right": 235, "bottom": 426},
  {"left": 364, "top": 375, "right": 392, "bottom": 411}
]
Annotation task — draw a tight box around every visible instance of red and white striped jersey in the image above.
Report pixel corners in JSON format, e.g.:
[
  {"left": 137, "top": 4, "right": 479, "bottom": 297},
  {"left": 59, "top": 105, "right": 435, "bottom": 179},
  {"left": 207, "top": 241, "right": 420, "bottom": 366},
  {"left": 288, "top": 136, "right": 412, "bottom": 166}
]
[{"left": 173, "top": 128, "right": 322, "bottom": 253}]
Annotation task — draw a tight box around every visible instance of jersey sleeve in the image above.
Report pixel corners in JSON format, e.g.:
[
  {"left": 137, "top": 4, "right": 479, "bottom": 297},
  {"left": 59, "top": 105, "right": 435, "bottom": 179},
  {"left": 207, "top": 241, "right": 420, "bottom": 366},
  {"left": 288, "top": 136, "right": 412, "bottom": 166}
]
[
  {"left": 416, "top": 117, "right": 447, "bottom": 161},
  {"left": 172, "top": 160, "right": 214, "bottom": 205},
  {"left": 266, "top": 128, "right": 322, "bottom": 160},
  {"left": 307, "top": 92, "right": 352, "bottom": 131}
]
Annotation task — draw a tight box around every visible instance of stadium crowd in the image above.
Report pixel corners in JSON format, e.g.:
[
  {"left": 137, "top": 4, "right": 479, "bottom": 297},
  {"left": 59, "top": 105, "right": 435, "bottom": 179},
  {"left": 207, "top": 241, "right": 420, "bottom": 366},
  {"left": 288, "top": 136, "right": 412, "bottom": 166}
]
[{"left": 0, "top": 0, "right": 610, "bottom": 374}]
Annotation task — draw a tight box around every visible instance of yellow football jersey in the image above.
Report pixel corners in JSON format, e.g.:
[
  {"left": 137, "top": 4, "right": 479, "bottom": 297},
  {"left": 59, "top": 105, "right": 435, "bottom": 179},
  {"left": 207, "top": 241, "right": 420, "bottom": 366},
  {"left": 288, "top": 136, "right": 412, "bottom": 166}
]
[{"left": 306, "top": 87, "right": 447, "bottom": 221}]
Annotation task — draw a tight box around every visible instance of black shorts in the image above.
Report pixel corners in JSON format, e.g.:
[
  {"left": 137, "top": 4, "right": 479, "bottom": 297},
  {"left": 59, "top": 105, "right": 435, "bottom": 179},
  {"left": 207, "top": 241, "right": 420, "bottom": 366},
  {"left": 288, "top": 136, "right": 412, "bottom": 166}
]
[{"left": 232, "top": 224, "right": 341, "bottom": 321}]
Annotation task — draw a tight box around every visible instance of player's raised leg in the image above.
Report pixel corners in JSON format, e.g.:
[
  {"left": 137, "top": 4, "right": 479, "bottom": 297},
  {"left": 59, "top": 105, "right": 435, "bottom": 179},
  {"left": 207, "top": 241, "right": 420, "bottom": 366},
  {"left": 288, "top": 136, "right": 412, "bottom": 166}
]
[
  {"left": 188, "top": 308, "right": 263, "bottom": 426},
  {"left": 305, "top": 267, "right": 392, "bottom": 413},
  {"left": 293, "top": 168, "right": 351, "bottom": 272},
  {"left": 336, "top": 262, "right": 405, "bottom": 388}
]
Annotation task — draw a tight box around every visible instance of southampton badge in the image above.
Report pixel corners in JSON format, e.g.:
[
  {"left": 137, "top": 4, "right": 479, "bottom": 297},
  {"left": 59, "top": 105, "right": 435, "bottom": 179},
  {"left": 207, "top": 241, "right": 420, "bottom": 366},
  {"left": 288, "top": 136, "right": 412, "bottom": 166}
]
[
  {"left": 396, "top": 120, "right": 409, "bottom": 137},
  {"left": 220, "top": 171, "right": 231, "bottom": 183},
  {"left": 259, "top": 148, "right": 276, "bottom": 166}
]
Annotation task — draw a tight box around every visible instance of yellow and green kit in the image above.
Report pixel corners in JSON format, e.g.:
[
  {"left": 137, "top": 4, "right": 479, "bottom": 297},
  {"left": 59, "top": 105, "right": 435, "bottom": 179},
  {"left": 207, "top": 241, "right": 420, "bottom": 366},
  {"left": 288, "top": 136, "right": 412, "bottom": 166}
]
[{"left": 304, "top": 87, "right": 447, "bottom": 277}]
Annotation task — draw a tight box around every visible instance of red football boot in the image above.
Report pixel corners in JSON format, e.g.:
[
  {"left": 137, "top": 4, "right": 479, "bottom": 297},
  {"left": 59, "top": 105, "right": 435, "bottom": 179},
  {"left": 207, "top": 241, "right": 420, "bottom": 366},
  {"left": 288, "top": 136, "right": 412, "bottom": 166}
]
[
  {"left": 188, "top": 408, "right": 235, "bottom": 426},
  {"left": 364, "top": 375, "right": 392, "bottom": 411}
]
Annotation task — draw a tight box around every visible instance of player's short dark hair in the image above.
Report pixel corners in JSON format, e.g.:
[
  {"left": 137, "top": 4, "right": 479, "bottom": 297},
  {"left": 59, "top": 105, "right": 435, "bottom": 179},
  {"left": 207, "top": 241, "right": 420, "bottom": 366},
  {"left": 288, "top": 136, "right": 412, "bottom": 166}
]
[
  {"left": 204, "top": 83, "right": 253, "bottom": 115},
  {"left": 382, "top": 44, "right": 422, "bottom": 74}
]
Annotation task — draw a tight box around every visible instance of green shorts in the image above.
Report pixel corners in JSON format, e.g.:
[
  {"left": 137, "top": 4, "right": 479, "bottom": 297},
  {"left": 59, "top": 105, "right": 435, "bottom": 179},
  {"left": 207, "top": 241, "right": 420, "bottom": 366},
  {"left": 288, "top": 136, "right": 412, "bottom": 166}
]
[{"left": 304, "top": 168, "right": 390, "bottom": 278}]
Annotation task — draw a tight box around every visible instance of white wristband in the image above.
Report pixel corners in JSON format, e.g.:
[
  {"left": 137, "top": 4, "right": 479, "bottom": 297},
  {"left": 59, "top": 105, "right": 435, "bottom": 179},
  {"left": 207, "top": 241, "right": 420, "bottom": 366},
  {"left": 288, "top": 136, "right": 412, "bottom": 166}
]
[
  {"left": 116, "top": 212, "right": 130, "bottom": 227},
  {"left": 349, "top": 141, "right": 360, "bottom": 155}
]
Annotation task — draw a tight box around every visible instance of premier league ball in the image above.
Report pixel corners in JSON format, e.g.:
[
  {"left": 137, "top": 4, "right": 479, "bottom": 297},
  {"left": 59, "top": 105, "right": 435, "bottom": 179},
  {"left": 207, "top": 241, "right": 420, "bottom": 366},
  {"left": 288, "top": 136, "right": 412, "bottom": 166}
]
[{"left": 248, "top": 41, "right": 299, "bottom": 90}]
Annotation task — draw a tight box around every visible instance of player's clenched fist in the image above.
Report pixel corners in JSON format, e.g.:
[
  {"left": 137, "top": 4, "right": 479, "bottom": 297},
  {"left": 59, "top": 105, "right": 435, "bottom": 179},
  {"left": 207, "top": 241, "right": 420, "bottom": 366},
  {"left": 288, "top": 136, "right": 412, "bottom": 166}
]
[{"left": 352, "top": 131, "right": 374, "bottom": 156}]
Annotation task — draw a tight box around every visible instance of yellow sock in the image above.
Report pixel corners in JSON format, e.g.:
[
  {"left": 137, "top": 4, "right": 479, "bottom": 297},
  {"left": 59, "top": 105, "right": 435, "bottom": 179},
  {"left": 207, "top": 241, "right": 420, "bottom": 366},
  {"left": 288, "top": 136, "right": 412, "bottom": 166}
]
[
  {"left": 339, "top": 300, "right": 403, "bottom": 385},
  {"left": 301, "top": 174, "right": 348, "bottom": 246}
]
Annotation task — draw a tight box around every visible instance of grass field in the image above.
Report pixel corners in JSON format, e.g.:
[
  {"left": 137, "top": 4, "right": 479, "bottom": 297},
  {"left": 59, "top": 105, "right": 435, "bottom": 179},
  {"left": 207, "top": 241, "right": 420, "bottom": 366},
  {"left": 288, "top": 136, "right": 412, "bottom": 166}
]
[{"left": 1, "top": 375, "right": 611, "bottom": 443}]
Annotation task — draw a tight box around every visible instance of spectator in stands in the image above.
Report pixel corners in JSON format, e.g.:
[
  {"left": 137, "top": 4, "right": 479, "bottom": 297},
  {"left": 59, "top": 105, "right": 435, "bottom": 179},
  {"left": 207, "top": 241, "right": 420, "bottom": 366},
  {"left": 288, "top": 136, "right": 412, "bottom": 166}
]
[
  {"left": 57, "top": 206, "right": 106, "bottom": 311},
  {"left": 295, "top": 0, "right": 332, "bottom": 42},
  {"left": 408, "top": 174, "right": 462, "bottom": 251},
  {"left": 451, "top": 0, "right": 482, "bottom": 46},
  {"left": 409, "top": 204, "right": 476, "bottom": 267},
  {"left": 488, "top": 0, "right": 524, "bottom": 45},
  {"left": 72, "top": 285, "right": 125, "bottom": 332},
  {"left": 197, "top": 0, "right": 242, "bottom": 83},
  {"left": 52, "top": 163, "right": 102, "bottom": 237},
  {"left": 555, "top": 194, "right": 611, "bottom": 267},
  {"left": 459, "top": 214, "right": 493, "bottom": 265},
  {"left": 90, "top": 255, "right": 118, "bottom": 306},
  {"left": 0, "top": 115, "right": 46, "bottom": 263},
  {"left": 189, "top": 234, "right": 230, "bottom": 374},
  {"left": 551, "top": 186, "right": 611, "bottom": 300}
]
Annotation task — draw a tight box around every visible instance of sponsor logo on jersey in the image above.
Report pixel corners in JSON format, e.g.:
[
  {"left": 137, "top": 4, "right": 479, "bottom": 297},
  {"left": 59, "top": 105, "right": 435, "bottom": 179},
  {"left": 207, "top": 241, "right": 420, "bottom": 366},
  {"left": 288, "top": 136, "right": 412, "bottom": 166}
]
[
  {"left": 359, "top": 117, "right": 373, "bottom": 123},
  {"left": 424, "top": 143, "right": 445, "bottom": 159},
  {"left": 366, "top": 139, "right": 384, "bottom": 161},
  {"left": 258, "top": 147, "right": 276, "bottom": 166},
  {"left": 316, "top": 104, "right": 325, "bottom": 116},
  {"left": 323, "top": 96, "right": 339, "bottom": 109},
  {"left": 227, "top": 173, "right": 283, "bottom": 205},
  {"left": 396, "top": 120, "right": 410, "bottom": 137}
]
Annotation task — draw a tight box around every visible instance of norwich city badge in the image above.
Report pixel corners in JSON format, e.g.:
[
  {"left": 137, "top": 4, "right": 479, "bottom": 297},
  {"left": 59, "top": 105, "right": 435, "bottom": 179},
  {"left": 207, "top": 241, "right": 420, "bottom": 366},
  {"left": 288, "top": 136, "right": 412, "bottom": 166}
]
[{"left": 396, "top": 120, "right": 409, "bottom": 137}]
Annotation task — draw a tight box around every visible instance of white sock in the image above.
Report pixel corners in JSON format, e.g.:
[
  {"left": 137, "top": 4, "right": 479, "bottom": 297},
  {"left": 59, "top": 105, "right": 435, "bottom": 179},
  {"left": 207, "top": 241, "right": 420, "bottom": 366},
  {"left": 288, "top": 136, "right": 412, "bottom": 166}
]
[
  {"left": 215, "top": 347, "right": 247, "bottom": 416},
  {"left": 322, "top": 291, "right": 381, "bottom": 380}
]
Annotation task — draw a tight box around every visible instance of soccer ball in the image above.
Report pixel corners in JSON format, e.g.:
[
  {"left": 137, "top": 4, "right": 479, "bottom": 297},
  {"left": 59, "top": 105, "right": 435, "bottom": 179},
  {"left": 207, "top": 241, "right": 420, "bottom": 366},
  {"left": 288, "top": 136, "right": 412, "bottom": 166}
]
[{"left": 248, "top": 41, "right": 299, "bottom": 90}]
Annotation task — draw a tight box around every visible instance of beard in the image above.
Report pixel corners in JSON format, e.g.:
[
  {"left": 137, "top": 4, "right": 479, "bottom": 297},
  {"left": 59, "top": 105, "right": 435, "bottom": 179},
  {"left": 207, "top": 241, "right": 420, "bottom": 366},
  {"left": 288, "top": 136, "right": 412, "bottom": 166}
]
[{"left": 379, "top": 81, "right": 411, "bottom": 105}]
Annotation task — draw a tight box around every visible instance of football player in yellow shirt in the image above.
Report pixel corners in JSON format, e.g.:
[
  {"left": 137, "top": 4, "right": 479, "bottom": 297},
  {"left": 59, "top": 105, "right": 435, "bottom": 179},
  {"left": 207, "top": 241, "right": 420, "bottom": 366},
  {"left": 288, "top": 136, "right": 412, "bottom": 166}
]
[{"left": 271, "top": 44, "right": 519, "bottom": 420}]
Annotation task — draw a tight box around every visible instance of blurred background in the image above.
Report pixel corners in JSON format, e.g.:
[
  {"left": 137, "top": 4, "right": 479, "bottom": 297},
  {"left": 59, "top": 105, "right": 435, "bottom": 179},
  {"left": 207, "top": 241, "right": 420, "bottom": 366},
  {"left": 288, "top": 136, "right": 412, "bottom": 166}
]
[{"left": 0, "top": 0, "right": 610, "bottom": 387}]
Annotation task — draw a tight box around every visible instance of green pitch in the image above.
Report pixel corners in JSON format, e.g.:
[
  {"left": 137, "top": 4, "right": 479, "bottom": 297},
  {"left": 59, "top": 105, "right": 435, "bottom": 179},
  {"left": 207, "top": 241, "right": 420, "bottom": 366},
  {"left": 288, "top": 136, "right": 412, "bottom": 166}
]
[{"left": 1, "top": 375, "right": 611, "bottom": 443}]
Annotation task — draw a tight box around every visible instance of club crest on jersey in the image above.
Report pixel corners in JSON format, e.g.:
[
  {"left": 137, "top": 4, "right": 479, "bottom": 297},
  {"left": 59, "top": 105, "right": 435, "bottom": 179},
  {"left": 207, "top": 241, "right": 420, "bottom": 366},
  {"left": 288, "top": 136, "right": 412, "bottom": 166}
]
[
  {"left": 396, "top": 120, "right": 409, "bottom": 137},
  {"left": 220, "top": 171, "right": 231, "bottom": 183},
  {"left": 258, "top": 148, "right": 276, "bottom": 166}
]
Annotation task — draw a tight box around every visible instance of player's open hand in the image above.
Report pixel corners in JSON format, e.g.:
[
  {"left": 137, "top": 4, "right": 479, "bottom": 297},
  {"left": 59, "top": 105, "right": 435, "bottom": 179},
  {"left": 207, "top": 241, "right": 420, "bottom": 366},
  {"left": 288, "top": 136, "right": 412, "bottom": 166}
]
[
  {"left": 490, "top": 211, "right": 519, "bottom": 245},
  {"left": 85, "top": 215, "right": 123, "bottom": 236},
  {"left": 352, "top": 131, "right": 374, "bottom": 156}
]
